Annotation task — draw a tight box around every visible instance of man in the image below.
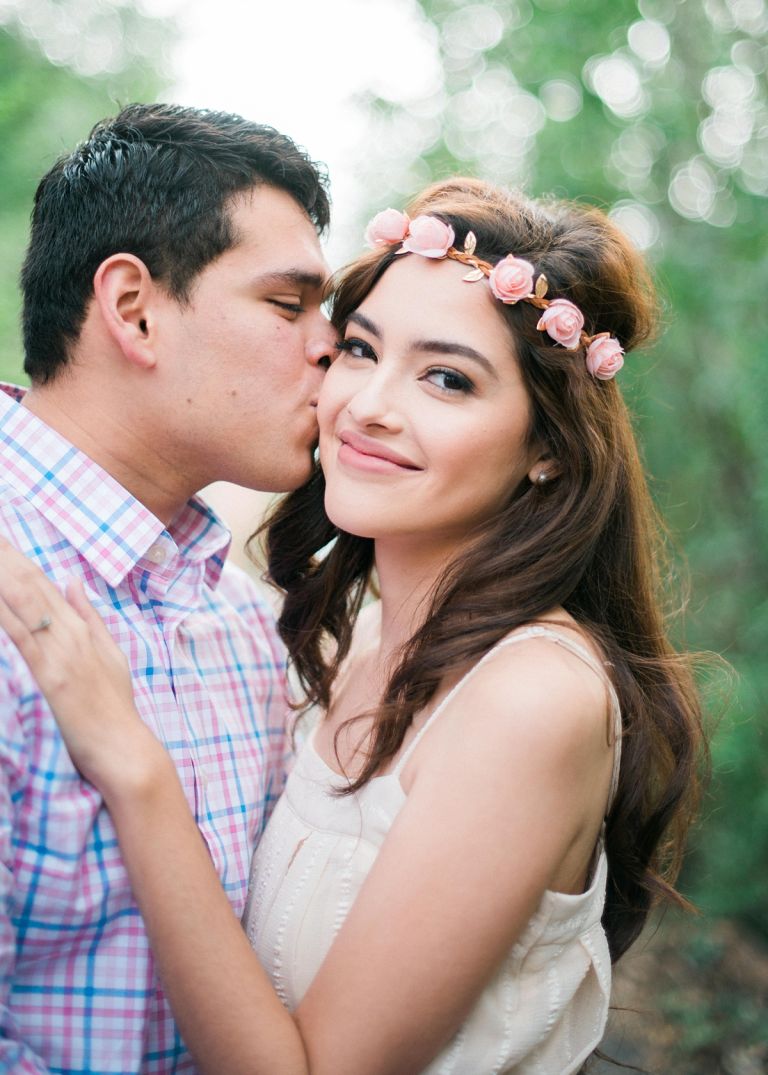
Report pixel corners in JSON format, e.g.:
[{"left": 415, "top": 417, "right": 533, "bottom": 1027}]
[{"left": 0, "top": 103, "right": 335, "bottom": 1072}]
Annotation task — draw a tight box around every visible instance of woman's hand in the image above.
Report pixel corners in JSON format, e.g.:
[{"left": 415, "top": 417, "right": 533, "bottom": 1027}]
[{"left": 0, "top": 537, "right": 166, "bottom": 797}]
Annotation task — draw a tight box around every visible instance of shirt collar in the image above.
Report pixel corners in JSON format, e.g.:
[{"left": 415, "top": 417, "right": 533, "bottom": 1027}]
[{"left": 0, "top": 383, "right": 231, "bottom": 589}]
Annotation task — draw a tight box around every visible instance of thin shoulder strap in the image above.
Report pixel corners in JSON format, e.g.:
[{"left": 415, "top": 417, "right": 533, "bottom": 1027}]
[
  {"left": 522, "top": 627, "right": 623, "bottom": 810},
  {"left": 392, "top": 625, "right": 623, "bottom": 811}
]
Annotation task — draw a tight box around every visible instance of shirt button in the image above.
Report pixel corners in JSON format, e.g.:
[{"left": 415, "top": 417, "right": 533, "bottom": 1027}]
[{"left": 146, "top": 544, "right": 166, "bottom": 564}]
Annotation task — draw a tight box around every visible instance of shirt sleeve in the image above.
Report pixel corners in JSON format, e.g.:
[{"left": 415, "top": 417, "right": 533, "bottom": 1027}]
[{"left": 0, "top": 646, "right": 54, "bottom": 1073}]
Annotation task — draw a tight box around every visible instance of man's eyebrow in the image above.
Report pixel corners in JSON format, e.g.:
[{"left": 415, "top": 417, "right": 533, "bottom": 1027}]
[
  {"left": 254, "top": 269, "right": 328, "bottom": 291},
  {"left": 346, "top": 311, "right": 498, "bottom": 377}
]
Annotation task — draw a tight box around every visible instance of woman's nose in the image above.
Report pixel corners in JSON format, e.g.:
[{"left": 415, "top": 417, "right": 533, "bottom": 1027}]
[{"left": 344, "top": 370, "right": 403, "bottom": 430}]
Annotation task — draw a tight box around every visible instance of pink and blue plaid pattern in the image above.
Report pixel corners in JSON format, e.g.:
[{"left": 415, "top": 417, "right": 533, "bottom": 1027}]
[{"left": 0, "top": 384, "right": 290, "bottom": 1073}]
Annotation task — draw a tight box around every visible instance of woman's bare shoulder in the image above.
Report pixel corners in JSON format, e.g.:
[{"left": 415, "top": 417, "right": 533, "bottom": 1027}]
[
  {"left": 471, "top": 622, "right": 609, "bottom": 737},
  {"left": 412, "top": 616, "right": 614, "bottom": 793}
]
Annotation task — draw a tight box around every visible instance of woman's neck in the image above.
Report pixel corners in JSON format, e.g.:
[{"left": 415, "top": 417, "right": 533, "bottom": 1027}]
[{"left": 373, "top": 536, "right": 460, "bottom": 664}]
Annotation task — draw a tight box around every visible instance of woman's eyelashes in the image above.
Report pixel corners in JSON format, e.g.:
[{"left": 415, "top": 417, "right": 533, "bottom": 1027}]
[
  {"left": 335, "top": 338, "right": 475, "bottom": 395},
  {"left": 335, "top": 336, "right": 376, "bottom": 360},
  {"left": 422, "top": 368, "right": 475, "bottom": 394}
]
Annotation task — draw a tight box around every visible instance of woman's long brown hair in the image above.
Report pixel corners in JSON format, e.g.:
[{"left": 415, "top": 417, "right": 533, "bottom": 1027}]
[{"left": 254, "top": 178, "right": 707, "bottom": 963}]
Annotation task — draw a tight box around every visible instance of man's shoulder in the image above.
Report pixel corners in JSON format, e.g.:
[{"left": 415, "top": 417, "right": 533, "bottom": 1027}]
[
  {"left": 0, "top": 483, "right": 70, "bottom": 568},
  {"left": 1, "top": 482, "right": 49, "bottom": 550},
  {"left": 0, "top": 381, "right": 26, "bottom": 408},
  {"left": 0, "top": 474, "right": 27, "bottom": 514},
  {"left": 216, "top": 559, "right": 276, "bottom": 613}
]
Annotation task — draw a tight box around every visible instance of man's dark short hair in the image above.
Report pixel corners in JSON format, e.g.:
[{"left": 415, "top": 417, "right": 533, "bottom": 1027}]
[{"left": 20, "top": 103, "right": 331, "bottom": 383}]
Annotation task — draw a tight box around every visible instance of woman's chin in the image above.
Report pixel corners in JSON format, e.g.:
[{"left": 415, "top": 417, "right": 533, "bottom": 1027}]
[{"left": 325, "top": 513, "right": 378, "bottom": 540}]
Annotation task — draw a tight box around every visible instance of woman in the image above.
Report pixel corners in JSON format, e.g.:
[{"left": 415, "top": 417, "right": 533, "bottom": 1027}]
[{"left": 0, "top": 179, "right": 705, "bottom": 1074}]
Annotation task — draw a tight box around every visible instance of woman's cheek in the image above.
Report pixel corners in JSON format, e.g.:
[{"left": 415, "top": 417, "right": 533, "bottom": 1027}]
[{"left": 317, "top": 363, "right": 349, "bottom": 432}]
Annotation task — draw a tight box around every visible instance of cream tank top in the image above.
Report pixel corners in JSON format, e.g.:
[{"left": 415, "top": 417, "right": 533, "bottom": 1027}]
[{"left": 243, "top": 626, "right": 623, "bottom": 1074}]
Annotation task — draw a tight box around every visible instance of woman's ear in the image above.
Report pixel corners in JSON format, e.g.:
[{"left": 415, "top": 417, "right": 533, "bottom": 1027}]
[
  {"left": 92, "top": 254, "right": 158, "bottom": 369},
  {"left": 527, "top": 453, "right": 560, "bottom": 486}
]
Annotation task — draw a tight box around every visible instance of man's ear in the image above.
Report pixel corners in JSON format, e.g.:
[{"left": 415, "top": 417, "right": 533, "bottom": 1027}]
[{"left": 92, "top": 254, "right": 160, "bottom": 369}]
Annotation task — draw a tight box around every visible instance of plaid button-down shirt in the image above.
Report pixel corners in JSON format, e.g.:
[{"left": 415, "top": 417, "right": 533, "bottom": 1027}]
[{"left": 0, "top": 383, "right": 290, "bottom": 1073}]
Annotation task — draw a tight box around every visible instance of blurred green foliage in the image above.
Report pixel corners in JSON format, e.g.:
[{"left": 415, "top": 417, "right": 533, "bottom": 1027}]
[
  {"left": 0, "top": 4, "right": 170, "bottom": 375},
  {"left": 356, "top": 0, "right": 768, "bottom": 936}
]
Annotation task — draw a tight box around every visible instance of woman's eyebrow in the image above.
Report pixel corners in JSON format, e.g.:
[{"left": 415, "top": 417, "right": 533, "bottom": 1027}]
[{"left": 346, "top": 310, "right": 381, "bottom": 336}]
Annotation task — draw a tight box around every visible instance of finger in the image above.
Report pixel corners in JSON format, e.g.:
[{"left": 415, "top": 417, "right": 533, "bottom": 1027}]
[
  {"left": 0, "top": 558, "right": 50, "bottom": 630},
  {"left": 0, "top": 584, "right": 95, "bottom": 704},
  {"left": 0, "top": 592, "right": 47, "bottom": 668},
  {"left": 65, "top": 577, "right": 95, "bottom": 621},
  {"left": 0, "top": 541, "right": 80, "bottom": 631},
  {"left": 0, "top": 587, "right": 50, "bottom": 640},
  {"left": 65, "top": 578, "right": 130, "bottom": 674},
  {"left": 65, "top": 578, "right": 113, "bottom": 642}
]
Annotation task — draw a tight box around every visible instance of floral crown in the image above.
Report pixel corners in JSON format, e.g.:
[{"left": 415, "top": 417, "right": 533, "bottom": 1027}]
[{"left": 364, "top": 208, "right": 624, "bottom": 381}]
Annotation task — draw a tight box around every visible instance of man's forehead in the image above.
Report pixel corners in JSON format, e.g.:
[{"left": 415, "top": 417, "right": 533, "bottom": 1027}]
[
  {"left": 231, "top": 184, "right": 324, "bottom": 240},
  {"left": 226, "top": 191, "right": 331, "bottom": 287}
]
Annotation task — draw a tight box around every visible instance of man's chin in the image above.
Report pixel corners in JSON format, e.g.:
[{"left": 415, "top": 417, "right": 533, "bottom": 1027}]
[
  {"left": 250, "top": 456, "right": 319, "bottom": 495},
  {"left": 281, "top": 457, "right": 320, "bottom": 493}
]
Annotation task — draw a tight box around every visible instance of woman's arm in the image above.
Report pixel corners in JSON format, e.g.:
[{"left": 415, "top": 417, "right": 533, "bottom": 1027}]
[{"left": 0, "top": 539, "right": 612, "bottom": 1075}]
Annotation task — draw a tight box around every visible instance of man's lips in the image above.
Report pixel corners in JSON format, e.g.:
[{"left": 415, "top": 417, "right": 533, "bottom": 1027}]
[{"left": 337, "top": 429, "right": 422, "bottom": 471}]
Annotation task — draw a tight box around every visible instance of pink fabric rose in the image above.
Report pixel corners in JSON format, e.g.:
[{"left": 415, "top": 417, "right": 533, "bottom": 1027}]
[
  {"left": 586, "top": 334, "right": 624, "bottom": 380},
  {"left": 400, "top": 215, "right": 455, "bottom": 258},
  {"left": 488, "top": 255, "right": 535, "bottom": 303},
  {"left": 364, "top": 208, "right": 411, "bottom": 247},
  {"left": 536, "top": 298, "right": 585, "bottom": 349}
]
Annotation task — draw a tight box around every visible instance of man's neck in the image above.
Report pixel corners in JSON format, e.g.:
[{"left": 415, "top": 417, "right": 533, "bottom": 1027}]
[{"left": 23, "top": 387, "right": 193, "bottom": 526}]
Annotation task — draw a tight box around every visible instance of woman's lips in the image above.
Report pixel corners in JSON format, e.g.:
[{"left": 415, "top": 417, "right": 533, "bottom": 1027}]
[{"left": 337, "top": 430, "right": 421, "bottom": 473}]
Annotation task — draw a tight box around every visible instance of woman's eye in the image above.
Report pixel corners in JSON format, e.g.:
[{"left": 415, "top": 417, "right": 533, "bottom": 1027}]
[
  {"left": 424, "top": 367, "right": 474, "bottom": 394},
  {"left": 335, "top": 337, "right": 376, "bottom": 361}
]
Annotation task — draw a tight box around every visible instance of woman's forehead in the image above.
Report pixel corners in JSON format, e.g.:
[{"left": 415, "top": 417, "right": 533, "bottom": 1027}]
[{"left": 357, "top": 254, "right": 507, "bottom": 339}]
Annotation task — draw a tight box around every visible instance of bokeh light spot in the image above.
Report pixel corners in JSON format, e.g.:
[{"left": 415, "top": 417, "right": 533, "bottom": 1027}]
[
  {"left": 609, "top": 201, "right": 661, "bottom": 250},
  {"left": 668, "top": 157, "right": 718, "bottom": 220},
  {"left": 442, "top": 4, "right": 505, "bottom": 60},
  {"left": 584, "top": 53, "right": 648, "bottom": 118},
  {"left": 627, "top": 19, "right": 671, "bottom": 66},
  {"left": 540, "top": 78, "right": 583, "bottom": 122}
]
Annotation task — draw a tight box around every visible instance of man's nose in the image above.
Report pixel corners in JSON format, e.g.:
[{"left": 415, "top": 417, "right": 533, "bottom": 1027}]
[{"left": 306, "top": 313, "right": 337, "bottom": 370}]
